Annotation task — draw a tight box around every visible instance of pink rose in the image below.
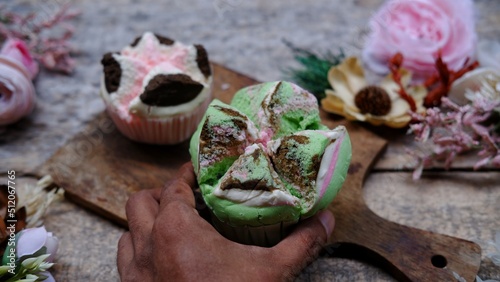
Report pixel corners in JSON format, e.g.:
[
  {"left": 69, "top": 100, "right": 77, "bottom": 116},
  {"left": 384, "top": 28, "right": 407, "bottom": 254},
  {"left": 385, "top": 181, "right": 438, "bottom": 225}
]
[
  {"left": 0, "top": 38, "right": 38, "bottom": 126},
  {"left": 362, "top": 0, "right": 477, "bottom": 81},
  {"left": 0, "top": 38, "right": 39, "bottom": 79}
]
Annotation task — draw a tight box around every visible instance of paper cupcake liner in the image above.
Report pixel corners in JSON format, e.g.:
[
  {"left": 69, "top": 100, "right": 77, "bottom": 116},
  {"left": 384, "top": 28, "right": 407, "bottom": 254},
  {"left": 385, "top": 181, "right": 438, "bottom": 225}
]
[
  {"left": 210, "top": 212, "right": 299, "bottom": 247},
  {"left": 106, "top": 96, "right": 211, "bottom": 145}
]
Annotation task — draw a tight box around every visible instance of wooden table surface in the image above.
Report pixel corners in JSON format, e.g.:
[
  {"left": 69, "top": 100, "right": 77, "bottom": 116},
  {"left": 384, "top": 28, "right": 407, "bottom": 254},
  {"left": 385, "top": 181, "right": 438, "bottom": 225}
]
[{"left": 1, "top": 0, "right": 499, "bottom": 281}]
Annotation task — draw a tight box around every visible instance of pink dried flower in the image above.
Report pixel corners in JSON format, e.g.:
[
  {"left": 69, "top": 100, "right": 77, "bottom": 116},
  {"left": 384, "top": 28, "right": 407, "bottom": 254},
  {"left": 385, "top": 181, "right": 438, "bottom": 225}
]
[
  {"left": 409, "top": 96, "right": 500, "bottom": 180},
  {"left": 0, "top": 3, "right": 80, "bottom": 74}
]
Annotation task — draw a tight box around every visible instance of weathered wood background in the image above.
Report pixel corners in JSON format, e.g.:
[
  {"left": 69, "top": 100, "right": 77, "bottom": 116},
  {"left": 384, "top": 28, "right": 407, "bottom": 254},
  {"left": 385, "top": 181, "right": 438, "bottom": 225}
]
[{"left": 1, "top": 0, "right": 499, "bottom": 281}]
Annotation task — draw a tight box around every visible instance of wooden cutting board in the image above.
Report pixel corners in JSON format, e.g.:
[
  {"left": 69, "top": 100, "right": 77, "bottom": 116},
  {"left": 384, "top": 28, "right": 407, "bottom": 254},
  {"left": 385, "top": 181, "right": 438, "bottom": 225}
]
[{"left": 39, "top": 63, "right": 481, "bottom": 281}]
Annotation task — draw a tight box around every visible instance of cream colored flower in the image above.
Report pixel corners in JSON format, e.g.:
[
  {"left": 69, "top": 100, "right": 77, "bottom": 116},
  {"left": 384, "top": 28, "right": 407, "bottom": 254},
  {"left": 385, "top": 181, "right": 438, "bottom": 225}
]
[
  {"left": 448, "top": 68, "right": 500, "bottom": 106},
  {"left": 321, "top": 57, "right": 427, "bottom": 128}
]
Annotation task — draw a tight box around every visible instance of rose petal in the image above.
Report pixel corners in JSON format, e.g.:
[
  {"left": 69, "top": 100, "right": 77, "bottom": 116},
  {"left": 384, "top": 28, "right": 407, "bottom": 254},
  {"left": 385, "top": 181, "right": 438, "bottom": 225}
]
[
  {"left": 0, "top": 58, "right": 37, "bottom": 126},
  {"left": 40, "top": 271, "right": 56, "bottom": 282},
  {"left": 44, "top": 233, "right": 59, "bottom": 263},
  {"left": 0, "top": 39, "right": 39, "bottom": 79},
  {"left": 17, "top": 226, "right": 48, "bottom": 258}
]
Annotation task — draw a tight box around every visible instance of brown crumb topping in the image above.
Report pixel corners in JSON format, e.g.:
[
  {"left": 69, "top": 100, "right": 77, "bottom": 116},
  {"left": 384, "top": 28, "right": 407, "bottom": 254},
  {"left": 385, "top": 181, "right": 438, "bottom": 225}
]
[
  {"left": 220, "top": 178, "right": 273, "bottom": 191},
  {"left": 308, "top": 154, "right": 321, "bottom": 183},
  {"left": 271, "top": 138, "right": 303, "bottom": 188},
  {"left": 215, "top": 106, "right": 246, "bottom": 119},
  {"left": 139, "top": 74, "right": 203, "bottom": 106},
  {"left": 101, "top": 52, "right": 122, "bottom": 94},
  {"left": 194, "top": 44, "right": 211, "bottom": 78},
  {"left": 130, "top": 33, "right": 175, "bottom": 47}
]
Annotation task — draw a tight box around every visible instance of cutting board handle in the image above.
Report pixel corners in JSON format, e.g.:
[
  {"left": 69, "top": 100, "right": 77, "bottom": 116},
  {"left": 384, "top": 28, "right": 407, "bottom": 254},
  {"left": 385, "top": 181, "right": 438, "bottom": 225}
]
[
  {"left": 325, "top": 121, "right": 481, "bottom": 281},
  {"left": 328, "top": 204, "right": 482, "bottom": 281}
]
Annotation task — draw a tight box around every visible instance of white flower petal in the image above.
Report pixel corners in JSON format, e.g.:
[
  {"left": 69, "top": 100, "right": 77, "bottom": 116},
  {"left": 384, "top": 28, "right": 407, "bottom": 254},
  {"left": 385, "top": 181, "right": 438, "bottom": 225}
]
[
  {"left": 40, "top": 271, "right": 56, "bottom": 282},
  {"left": 44, "top": 235, "right": 59, "bottom": 263},
  {"left": 387, "top": 98, "right": 411, "bottom": 118},
  {"left": 17, "top": 226, "right": 48, "bottom": 258},
  {"left": 327, "top": 68, "right": 358, "bottom": 108},
  {"left": 337, "top": 57, "right": 368, "bottom": 93}
]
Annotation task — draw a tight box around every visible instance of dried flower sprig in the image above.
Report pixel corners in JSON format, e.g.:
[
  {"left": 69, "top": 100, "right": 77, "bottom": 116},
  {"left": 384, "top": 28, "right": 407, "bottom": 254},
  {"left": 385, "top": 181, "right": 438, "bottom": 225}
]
[
  {"left": 424, "top": 52, "right": 479, "bottom": 108},
  {"left": 18, "top": 175, "right": 63, "bottom": 228},
  {"left": 409, "top": 95, "right": 500, "bottom": 180},
  {"left": 388, "top": 52, "right": 417, "bottom": 112},
  {"left": 0, "top": 3, "right": 80, "bottom": 73}
]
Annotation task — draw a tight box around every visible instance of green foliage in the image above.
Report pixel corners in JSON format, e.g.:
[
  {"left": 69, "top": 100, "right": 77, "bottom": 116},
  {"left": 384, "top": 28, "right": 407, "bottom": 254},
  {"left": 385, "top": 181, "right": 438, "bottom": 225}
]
[
  {"left": 0, "top": 254, "right": 53, "bottom": 282},
  {"left": 283, "top": 40, "right": 345, "bottom": 103}
]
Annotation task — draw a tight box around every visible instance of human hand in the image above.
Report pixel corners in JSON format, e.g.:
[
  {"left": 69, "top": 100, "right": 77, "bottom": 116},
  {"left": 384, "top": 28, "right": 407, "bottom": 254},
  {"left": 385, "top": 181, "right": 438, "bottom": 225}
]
[{"left": 117, "top": 162, "right": 335, "bottom": 281}]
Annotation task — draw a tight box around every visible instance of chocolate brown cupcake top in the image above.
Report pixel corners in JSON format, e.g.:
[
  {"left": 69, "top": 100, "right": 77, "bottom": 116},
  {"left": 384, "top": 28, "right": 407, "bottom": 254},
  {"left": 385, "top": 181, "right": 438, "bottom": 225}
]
[
  {"left": 101, "top": 52, "right": 122, "bottom": 94},
  {"left": 139, "top": 74, "right": 204, "bottom": 106}
]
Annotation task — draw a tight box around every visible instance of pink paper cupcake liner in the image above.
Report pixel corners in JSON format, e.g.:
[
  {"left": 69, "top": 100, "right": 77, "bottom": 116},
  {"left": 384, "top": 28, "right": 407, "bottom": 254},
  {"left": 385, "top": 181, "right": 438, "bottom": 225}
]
[{"left": 106, "top": 95, "right": 211, "bottom": 145}]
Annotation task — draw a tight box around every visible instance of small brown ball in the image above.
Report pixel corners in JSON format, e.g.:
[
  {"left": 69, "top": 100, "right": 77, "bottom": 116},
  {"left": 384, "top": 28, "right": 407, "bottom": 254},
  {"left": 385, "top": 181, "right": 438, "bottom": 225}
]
[{"left": 354, "top": 86, "right": 392, "bottom": 116}]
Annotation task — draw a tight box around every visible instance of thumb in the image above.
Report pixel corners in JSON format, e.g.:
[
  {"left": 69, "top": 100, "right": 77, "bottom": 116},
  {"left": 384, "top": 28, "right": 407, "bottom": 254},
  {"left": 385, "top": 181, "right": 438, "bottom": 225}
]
[{"left": 272, "top": 210, "right": 335, "bottom": 273}]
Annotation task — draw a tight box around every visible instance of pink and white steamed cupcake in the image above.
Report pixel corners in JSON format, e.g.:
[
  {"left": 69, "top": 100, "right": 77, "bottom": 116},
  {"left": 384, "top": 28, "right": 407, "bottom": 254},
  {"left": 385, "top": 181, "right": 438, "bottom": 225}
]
[{"left": 100, "top": 32, "right": 212, "bottom": 144}]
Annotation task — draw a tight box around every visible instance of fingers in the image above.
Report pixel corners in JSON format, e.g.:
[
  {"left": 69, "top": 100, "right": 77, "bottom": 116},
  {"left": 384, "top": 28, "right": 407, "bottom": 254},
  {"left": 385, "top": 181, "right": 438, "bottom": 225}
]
[
  {"left": 272, "top": 210, "right": 335, "bottom": 277},
  {"left": 117, "top": 232, "right": 134, "bottom": 278},
  {"left": 178, "top": 161, "right": 197, "bottom": 188},
  {"left": 125, "top": 188, "right": 162, "bottom": 253},
  {"left": 159, "top": 162, "right": 197, "bottom": 210}
]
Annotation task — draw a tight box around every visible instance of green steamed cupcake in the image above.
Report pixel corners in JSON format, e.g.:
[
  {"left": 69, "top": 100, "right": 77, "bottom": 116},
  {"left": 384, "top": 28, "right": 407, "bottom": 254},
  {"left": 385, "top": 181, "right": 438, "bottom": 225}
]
[{"left": 190, "top": 81, "right": 352, "bottom": 246}]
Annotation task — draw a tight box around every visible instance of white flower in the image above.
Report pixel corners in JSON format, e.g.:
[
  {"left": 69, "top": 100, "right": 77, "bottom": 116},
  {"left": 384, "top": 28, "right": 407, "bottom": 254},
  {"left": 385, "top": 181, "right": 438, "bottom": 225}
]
[
  {"left": 17, "top": 226, "right": 59, "bottom": 263},
  {"left": 321, "top": 56, "right": 426, "bottom": 128},
  {"left": 448, "top": 68, "right": 500, "bottom": 106}
]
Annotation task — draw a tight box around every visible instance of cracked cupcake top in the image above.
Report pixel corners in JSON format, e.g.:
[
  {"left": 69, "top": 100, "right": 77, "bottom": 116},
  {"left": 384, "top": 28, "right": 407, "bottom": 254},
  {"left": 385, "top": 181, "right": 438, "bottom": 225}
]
[
  {"left": 190, "top": 81, "right": 352, "bottom": 227},
  {"left": 100, "top": 32, "right": 212, "bottom": 120}
]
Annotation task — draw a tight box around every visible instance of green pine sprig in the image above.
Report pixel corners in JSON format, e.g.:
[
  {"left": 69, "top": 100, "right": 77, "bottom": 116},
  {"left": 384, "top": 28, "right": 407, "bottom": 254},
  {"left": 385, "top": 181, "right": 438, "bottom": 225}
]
[{"left": 282, "top": 40, "right": 345, "bottom": 104}]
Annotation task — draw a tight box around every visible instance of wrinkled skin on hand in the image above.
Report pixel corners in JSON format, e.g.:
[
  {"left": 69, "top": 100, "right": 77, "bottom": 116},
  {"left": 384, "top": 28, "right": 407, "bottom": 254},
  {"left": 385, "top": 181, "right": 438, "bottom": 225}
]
[{"left": 117, "top": 163, "right": 335, "bottom": 282}]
